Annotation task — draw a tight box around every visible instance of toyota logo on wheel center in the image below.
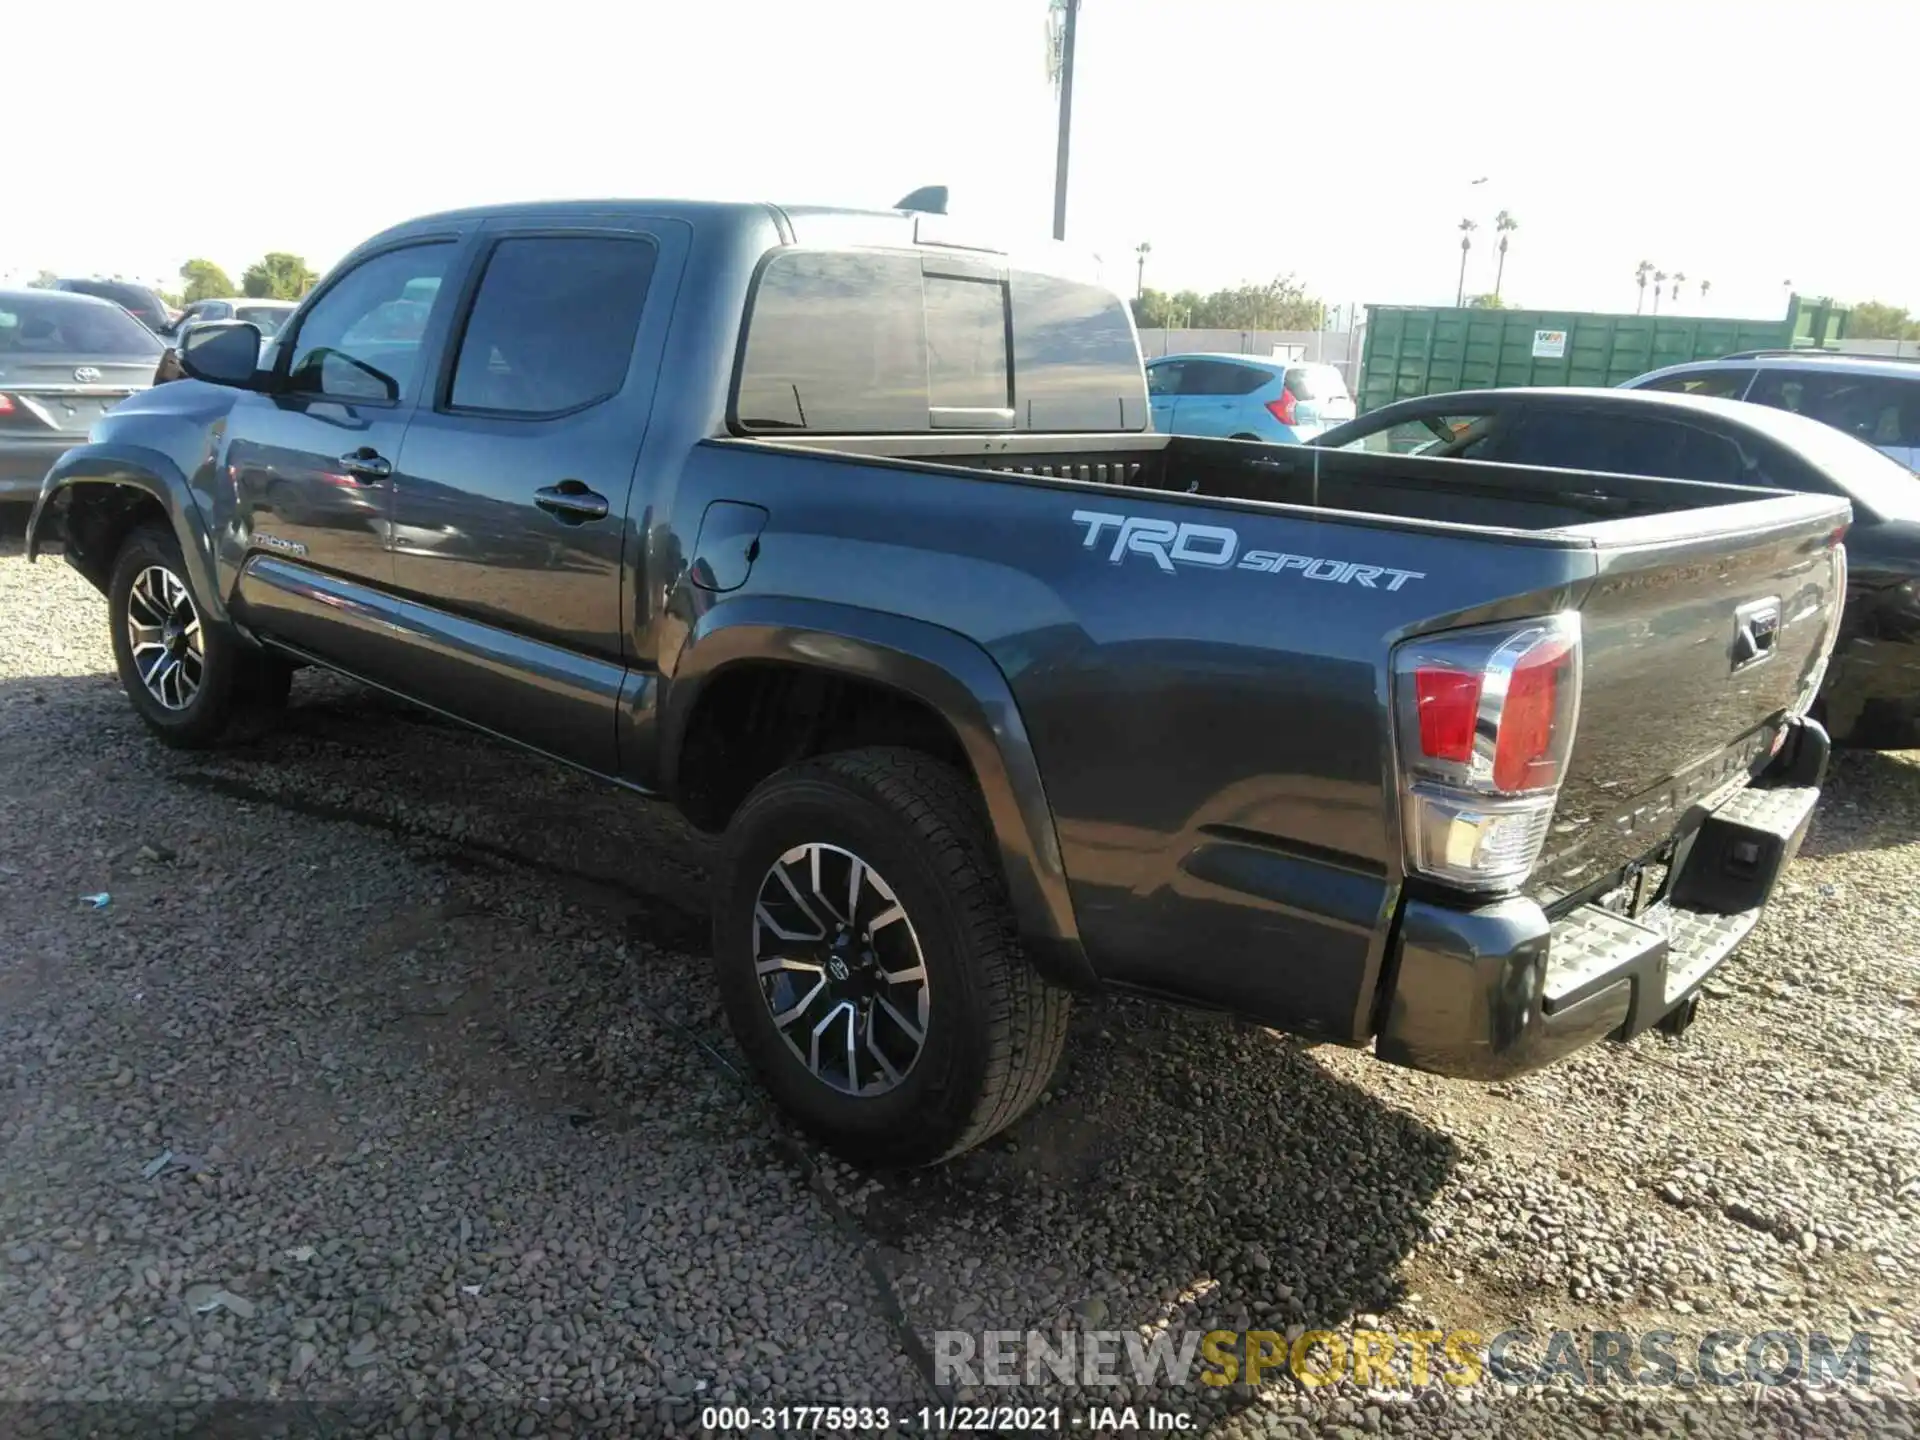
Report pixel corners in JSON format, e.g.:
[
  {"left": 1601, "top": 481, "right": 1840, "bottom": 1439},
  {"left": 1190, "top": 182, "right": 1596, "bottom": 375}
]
[{"left": 73, "top": 366, "right": 103, "bottom": 383}]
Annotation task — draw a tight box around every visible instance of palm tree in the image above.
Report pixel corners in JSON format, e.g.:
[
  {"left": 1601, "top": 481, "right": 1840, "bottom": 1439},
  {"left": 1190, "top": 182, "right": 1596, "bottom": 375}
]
[
  {"left": 1700, "top": 278, "right": 1712, "bottom": 305},
  {"left": 1134, "top": 241, "right": 1151, "bottom": 302},
  {"left": 1635, "top": 261, "right": 1655, "bottom": 313},
  {"left": 1455, "top": 218, "right": 1478, "bottom": 307},
  {"left": 1492, "top": 211, "right": 1518, "bottom": 301},
  {"left": 1652, "top": 270, "right": 1668, "bottom": 315},
  {"left": 1672, "top": 271, "right": 1687, "bottom": 306}
]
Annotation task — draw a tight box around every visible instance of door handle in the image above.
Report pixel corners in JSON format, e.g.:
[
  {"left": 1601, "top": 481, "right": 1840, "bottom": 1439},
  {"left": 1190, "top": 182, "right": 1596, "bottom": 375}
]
[
  {"left": 337, "top": 448, "right": 391, "bottom": 482},
  {"left": 534, "top": 483, "right": 610, "bottom": 524}
]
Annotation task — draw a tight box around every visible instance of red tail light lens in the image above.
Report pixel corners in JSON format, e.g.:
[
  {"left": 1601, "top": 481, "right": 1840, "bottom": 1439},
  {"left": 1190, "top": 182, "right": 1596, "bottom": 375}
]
[
  {"left": 1493, "top": 635, "right": 1575, "bottom": 791},
  {"left": 0, "top": 394, "right": 14, "bottom": 415},
  {"left": 1392, "top": 614, "right": 1583, "bottom": 890},
  {"left": 1413, "top": 667, "right": 1480, "bottom": 762},
  {"left": 1266, "top": 388, "right": 1297, "bottom": 427}
]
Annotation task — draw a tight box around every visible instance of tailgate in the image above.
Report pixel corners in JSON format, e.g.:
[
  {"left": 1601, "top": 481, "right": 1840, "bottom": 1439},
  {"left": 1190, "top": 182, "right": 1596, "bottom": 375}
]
[{"left": 1532, "top": 494, "right": 1849, "bottom": 904}]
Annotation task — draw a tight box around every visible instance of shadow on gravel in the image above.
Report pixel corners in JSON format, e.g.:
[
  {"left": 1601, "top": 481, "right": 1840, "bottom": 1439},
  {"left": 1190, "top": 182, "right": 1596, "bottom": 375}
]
[
  {"left": 1798, "top": 747, "right": 1920, "bottom": 857},
  {"left": 6, "top": 666, "right": 1458, "bottom": 1429}
]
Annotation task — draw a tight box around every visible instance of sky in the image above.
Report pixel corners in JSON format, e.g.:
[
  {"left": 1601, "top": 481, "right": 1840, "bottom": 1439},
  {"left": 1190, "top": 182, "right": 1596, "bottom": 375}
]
[{"left": 8, "top": 0, "right": 1917, "bottom": 323}]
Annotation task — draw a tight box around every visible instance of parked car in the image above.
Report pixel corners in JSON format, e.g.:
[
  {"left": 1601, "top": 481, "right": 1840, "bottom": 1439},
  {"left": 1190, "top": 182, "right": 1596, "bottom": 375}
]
[
  {"left": 167, "top": 298, "right": 298, "bottom": 338},
  {"left": 47, "top": 278, "right": 173, "bottom": 335},
  {"left": 0, "top": 288, "right": 163, "bottom": 502},
  {"left": 1623, "top": 351, "right": 1920, "bottom": 473},
  {"left": 1146, "top": 353, "right": 1354, "bottom": 442},
  {"left": 1316, "top": 387, "right": 1920, "bottom": 748},
  {"left": 28, "top": 198, "right": 1844, "bottom": 1166}
]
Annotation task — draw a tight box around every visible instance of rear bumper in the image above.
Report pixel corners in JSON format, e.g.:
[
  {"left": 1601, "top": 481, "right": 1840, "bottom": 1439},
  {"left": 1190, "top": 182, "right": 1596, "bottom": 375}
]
[
  {"left": 1375, "top": 717, "right": 1828, "bottom": 1081},
  {"left": 0, "top": 438, "right": 74, "bottom": 500}
]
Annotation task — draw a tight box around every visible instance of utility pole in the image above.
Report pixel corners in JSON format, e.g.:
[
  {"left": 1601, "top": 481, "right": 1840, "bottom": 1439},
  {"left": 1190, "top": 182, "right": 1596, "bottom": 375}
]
[
  {"left": 1051, "top": 0, "right": 1080, "bottom": 241},
  {"left": 1134, "top": 241, "right": 1150, "bottom": 300}
]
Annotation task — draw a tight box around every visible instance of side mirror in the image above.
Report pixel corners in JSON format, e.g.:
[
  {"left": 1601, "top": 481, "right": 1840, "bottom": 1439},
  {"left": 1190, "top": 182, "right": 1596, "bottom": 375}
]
[{"left": 176, "top": 320, "right": 264, "bottom": 389}]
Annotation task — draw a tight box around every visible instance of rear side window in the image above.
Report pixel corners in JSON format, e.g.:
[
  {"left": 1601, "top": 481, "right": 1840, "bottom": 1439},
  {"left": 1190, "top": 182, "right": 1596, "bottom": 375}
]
[
  {"left": 1181, "top": 361, "right": 1270, "bottom": 396},
  {"left": 1748, "top": 369, "right": 1920, "bottom": 448},
  {"left": 1503, "top": 409, "right": 1744, "bottom": 483},
  {"left": 0, "top": 296, "right": 162, "bottom": 356},
  {"left": 447, "top": 235, "right": 658, "bottom": 416},
  {"left": 1637, "top": 368, "right": 1754, "bottom": 400},
  {"left": 1285, "top": 364, "right": 1347, "bottom": 400}
]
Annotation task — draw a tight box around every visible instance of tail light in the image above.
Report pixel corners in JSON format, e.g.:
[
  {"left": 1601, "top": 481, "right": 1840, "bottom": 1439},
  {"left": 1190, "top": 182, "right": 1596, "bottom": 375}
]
[
  {"left": 1791, "top": 538, "right": 1848, "bottom": 718},
  {"left": 0, "top": 394, "right": 13, "bottom": 415},
  {"left": 1266, "top": 388, "right": 1297, "bottom": 427},
  {"left": 1391, "top": 613, "right": 1582, "bottom": 889}
]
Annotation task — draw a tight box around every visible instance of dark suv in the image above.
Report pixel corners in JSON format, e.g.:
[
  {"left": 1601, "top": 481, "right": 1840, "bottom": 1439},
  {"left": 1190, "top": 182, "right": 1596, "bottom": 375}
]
[
  {"left": 1626, "top": 351, "right": 1920, "bottom": 473},
  {"left": 48, "top": 278, "right": 172, "bottom": 336}
]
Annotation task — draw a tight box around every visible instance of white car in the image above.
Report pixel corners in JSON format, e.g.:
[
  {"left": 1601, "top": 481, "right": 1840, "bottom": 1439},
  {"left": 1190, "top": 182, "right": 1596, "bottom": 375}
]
[{"left": 165, "top": 297, "right": 299, "bottom": 339}]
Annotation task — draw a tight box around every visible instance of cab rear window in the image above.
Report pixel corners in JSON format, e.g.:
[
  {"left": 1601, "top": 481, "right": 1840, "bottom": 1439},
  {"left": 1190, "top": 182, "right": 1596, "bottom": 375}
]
[
  {"left": 734, "top": 248, "right": 1144, "bottom": 434},
  {"left": 0, "top": 296, "right": 162, "bottom": 356}
]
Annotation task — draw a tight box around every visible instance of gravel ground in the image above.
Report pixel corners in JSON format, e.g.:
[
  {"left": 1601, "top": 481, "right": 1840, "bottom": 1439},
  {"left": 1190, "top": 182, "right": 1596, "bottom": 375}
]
[{"left": 3, "top": 512, "right": 1918, "bottom": 1439}]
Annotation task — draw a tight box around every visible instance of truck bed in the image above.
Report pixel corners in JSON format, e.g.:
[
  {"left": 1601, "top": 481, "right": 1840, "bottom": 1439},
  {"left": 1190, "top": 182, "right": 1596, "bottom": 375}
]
[
  {"left": 771, "top": 431, "right": 1774, "bottom": 536},
  {"left": 735, "top": 428, "right": 1846, "bottom": 923}
]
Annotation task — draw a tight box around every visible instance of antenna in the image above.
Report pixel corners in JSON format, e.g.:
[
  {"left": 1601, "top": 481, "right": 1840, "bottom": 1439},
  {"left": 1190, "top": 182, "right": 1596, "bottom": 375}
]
[{"left": 894, "top": 185, "right": 949, "bottom": 215}]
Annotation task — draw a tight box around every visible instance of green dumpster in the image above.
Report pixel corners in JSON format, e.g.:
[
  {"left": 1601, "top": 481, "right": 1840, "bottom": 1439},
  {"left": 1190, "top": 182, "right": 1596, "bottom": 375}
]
[{"left": 1356, "top": 294, "right": 1850, "bottom": 413}]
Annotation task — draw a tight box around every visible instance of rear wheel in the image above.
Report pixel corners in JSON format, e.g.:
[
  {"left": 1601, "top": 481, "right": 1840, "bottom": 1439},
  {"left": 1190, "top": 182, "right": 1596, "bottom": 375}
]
[
  {"left": 712, "top": 747, "right": 1070, "bottom": 1165},
  {"left": 108, "top": 522, "right": 285, "bottom": 748}
]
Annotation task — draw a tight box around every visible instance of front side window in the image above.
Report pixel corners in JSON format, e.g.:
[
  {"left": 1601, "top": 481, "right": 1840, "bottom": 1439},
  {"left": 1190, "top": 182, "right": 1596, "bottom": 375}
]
[
  {"left": 285, "top": 243, "right": 454, "bottom": 403},
  {"left": 1146, "top": 361, "right": 1184, "bottom": 397},
  {"left": 1637, "top": 367, "right": 1754, "bottom": 400},
  {"left": 448, "top": 235, "right": 658, "bottom": 416},
  {"left": 1337, "top": 410, "right": 1499, "bottom": 457}
]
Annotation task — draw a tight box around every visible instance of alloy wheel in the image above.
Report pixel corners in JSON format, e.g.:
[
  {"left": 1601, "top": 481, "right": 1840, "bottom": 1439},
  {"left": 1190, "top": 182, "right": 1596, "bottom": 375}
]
[
  {"left": 751, "top": 842, "right": 930, "bottom": 1096},
  {"left": 125, "top": 565, "right": 204, "bottom": 712}
]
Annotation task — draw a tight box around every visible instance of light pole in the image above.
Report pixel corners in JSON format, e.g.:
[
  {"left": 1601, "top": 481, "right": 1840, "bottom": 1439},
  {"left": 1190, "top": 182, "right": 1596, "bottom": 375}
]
[
  {"left": 1049, "top": 0, "right": 1080, "bottom": 241},
  {"left": 1135, "top": 241, "right": 1151, "bottom": 301}
]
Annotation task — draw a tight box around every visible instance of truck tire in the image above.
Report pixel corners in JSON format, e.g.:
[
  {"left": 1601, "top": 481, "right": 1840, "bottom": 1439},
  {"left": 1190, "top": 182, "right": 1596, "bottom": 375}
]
[
  {"left": 107, "top": 522, "right": 279, "bottom": 749},
  {"left": 712, "top": 747, "right": 1070, "bottom": 1165}
]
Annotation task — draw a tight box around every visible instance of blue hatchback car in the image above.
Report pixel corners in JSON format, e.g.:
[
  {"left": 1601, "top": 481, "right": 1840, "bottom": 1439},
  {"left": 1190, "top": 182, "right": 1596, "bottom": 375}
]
[{"left": 1145, "top": 353, "right": 1356, "bottom": 443}]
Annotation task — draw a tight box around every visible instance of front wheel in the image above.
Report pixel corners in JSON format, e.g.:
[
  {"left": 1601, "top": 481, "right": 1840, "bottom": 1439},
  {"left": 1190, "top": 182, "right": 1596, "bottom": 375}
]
[
  {"left": 712, "top": 747, "right": 1070, "bottom": 1165},
  {"left": 108, "top": 522, "right": 284, "bottom": 748}
]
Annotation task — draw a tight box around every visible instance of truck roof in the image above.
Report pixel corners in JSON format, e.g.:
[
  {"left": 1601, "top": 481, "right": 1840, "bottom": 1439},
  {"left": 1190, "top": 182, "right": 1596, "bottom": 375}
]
[{"left": 364, "top": 198, "right": 1108, "bottom": 282}]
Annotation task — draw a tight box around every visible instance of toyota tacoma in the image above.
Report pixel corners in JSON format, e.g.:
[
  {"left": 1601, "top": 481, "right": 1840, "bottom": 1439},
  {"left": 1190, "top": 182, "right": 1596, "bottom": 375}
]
[{"left": 28, "top": 195, "right": 1848, "bottom": 1163}]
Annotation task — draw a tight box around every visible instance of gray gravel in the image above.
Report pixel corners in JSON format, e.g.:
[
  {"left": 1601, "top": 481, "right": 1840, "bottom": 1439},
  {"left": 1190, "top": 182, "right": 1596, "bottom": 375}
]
[{"left": 3, "top": 512, "right": 1917, "bottom": 1438}]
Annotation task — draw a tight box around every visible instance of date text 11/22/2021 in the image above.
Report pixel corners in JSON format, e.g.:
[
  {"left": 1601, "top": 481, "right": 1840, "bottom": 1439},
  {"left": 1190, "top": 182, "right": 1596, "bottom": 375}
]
[{"left": 700, "top": 1404, "right": 1196, "bottom": 1431}]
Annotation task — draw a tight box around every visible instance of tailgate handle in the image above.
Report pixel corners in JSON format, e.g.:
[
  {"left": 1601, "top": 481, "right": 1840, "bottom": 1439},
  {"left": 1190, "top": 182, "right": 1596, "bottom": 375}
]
[{"left": 1731, "top": 598, "right": 1781, "bottom": 672}]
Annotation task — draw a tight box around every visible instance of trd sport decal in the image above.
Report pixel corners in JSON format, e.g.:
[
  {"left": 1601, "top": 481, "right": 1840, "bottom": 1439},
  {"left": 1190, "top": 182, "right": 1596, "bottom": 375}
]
[{"left": 1071, "top": 510, "right": 1425, "bottom": 589}]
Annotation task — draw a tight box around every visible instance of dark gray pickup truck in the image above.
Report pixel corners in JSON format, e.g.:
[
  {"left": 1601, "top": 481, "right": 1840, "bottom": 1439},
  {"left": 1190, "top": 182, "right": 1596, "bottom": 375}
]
[{"left": 28, "top": 197, "right": 1848, "bottom": 1164}]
